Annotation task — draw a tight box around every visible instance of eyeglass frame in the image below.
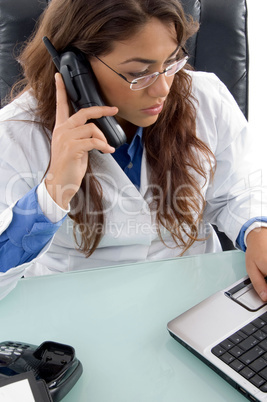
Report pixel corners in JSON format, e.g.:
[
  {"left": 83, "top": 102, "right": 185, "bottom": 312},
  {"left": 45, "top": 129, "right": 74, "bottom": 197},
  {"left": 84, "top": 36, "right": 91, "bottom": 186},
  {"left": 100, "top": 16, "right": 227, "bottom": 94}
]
[{"left": 92, "top": 47, "right": 189, "bottom": 91}]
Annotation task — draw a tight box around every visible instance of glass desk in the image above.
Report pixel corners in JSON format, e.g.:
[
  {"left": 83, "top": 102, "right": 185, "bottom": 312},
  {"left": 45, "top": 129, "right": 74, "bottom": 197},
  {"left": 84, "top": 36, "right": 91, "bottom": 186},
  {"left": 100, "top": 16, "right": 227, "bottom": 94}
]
[{"left": 0, "top": 250, "right": 248, "bottom": 401}]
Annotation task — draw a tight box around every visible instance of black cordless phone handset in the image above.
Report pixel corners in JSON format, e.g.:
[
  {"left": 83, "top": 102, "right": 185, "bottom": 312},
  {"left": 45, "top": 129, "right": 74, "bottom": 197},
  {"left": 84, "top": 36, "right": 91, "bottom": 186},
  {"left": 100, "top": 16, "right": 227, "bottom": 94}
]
[{"left": 43, "top": 36, "right": 126, "bottom": 149}]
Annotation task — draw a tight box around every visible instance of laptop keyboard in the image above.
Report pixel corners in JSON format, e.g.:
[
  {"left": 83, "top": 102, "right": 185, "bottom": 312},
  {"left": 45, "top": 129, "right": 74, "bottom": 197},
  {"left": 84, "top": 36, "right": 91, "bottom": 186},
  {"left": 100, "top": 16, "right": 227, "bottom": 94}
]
[{"left": 211, "top": 311, "right": 267, "bottom": 392}]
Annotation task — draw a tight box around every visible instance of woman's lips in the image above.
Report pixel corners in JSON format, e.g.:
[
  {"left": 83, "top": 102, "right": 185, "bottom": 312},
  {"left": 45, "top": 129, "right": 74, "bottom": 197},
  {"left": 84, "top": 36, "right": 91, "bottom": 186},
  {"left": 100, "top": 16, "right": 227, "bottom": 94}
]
[{"left": 141, "top": 103, "right": 164, "bottom": 116}]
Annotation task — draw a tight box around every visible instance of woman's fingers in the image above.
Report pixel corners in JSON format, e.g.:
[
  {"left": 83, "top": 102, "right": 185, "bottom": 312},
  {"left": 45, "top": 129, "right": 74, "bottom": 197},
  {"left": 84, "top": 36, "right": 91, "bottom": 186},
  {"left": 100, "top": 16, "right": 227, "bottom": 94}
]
[
  {"left": 55, "top": 73, "right": 70, "bottom": 125},
  {"left": 66, "top": 105, "right": 119, "bottom": 129},
  {"left": 71, "top": 137, "right": 115, "bottom": 154},
  {"left": 55, "top": 72, "right": 119, "bottom": 129},
  {"left": 46, "top": 73, "right": 119, "bottom": 207},
  {"left": 246, "top": 228, "right": 267, "bottom": 301},
  {"left": 246, "top": 257, "right": 267, "bottom": 301},
  {"left": 53, "top": 73, "right": 119, "bottom": 155},
  {"left": 60, "top": 122, "right": 108, "bottom": 143}
]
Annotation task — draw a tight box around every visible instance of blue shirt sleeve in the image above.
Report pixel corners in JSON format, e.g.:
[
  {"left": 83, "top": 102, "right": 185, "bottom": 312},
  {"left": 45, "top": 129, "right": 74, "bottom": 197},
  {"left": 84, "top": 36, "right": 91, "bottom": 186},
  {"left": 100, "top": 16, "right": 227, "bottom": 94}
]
[
  {"left": 0, "top": 185, "right": 66, "bottom": 272},
  {"left": 236, "top": 217, "right": 267, "bottom": 251}
]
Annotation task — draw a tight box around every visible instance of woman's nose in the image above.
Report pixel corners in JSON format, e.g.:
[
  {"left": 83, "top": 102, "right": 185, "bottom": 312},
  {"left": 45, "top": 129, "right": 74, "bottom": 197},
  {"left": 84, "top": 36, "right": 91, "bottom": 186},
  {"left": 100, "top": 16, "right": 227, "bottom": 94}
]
[{"left": 146, "top": 74, "right": 172, "bottom": 98}]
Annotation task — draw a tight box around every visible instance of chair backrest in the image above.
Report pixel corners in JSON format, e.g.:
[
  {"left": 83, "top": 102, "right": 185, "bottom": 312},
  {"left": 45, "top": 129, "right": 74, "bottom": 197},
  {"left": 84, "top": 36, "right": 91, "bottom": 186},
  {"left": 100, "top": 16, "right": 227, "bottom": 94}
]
[
  {"left": 0, "top": 0, "right": 249, "bottom": 116},
  {"left": 0, "top": 0, "right": 248, "bottom": 250},
  {"left": 0, "top": 0, "right": 49, "bottom": 107},
  {"left": 181, "top": 0, "right": 249, "bottom": 119},
  {"left": 181, "top": 0, "right": 249, "bottom": 250}
]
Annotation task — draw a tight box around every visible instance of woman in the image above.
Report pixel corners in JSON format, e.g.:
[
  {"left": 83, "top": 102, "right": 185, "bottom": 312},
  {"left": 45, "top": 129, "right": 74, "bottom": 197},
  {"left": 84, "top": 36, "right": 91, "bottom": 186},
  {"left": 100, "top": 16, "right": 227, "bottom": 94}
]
[{"left": 0, "top": 0, "right": 267, "bottom": 300}]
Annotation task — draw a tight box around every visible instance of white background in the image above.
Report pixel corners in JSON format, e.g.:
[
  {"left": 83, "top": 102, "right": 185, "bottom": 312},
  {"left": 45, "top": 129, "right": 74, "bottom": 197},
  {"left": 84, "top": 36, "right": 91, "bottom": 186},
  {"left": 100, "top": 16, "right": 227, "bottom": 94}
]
[{"left": 247, "top": 0, "right": 267, "bottom": 152}]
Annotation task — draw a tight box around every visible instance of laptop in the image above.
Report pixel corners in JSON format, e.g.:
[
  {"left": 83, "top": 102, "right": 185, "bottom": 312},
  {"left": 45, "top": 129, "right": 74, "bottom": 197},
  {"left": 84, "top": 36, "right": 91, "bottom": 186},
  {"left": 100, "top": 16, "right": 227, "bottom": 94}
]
[{"left": 167, "top": 276, "right": 267, "bottom": 401}]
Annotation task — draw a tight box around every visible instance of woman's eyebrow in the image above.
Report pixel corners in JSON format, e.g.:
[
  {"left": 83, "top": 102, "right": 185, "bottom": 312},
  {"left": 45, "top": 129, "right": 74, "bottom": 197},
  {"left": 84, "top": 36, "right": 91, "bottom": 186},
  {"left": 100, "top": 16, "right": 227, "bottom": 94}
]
[{"left": 119, "top": 45, "right": 180, "bottom": 65}]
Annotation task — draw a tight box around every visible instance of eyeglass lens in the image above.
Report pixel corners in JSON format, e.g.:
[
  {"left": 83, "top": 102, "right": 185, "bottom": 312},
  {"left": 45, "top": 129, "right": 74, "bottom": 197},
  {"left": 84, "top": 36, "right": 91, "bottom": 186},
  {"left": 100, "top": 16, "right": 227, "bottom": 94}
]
[{"left": 130, "top": 56, "right": 188, "bottom": 90}]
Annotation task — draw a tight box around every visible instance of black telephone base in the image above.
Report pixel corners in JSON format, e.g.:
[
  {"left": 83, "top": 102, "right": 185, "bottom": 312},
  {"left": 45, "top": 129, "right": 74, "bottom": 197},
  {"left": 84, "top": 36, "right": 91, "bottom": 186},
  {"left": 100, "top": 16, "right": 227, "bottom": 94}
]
[{"left": 0, "top": 340, "right": 83, "bottom": 401}]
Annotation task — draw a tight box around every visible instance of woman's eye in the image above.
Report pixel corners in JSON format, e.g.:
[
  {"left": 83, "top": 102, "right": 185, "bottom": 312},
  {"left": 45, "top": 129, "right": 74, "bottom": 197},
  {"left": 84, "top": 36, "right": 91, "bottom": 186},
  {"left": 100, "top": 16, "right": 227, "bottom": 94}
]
[
  {"left": 126, "top": 58, "right": 178, "bottom": 79},
  {"left": 165, "top": 58, "right": 177, "bottom": 66},
  {"left": 128, "top": 70, "right": 150, "bottom": 78}
]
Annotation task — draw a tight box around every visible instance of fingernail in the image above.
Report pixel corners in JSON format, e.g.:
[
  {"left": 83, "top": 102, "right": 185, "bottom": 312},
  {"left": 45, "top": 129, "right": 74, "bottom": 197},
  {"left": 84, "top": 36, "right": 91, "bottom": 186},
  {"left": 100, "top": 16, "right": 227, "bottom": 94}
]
[{"left": 260, "top": 291, "right": 267, "bottom": 301}]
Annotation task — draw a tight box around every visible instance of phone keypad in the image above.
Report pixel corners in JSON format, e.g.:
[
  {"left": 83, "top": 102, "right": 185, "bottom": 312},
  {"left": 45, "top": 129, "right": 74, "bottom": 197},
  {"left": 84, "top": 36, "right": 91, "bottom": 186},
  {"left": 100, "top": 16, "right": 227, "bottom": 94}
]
[{"left": 0, "top": 342, "right": 30, "bottom": 359}]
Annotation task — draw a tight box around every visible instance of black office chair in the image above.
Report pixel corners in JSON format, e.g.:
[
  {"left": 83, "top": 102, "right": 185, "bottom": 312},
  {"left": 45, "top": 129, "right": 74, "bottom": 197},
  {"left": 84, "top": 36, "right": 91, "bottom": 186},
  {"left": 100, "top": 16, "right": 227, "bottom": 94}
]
[
  {"left": 0, "top": 0, "right": 249, "bottom": 250},
  {"left": 181, "top": 0, "right": 248, "bottom": 118},
  {"left": 0, "top": 0, "right": 49, "bottom": 107},
  {"left": 181, "top": 0, "right": 249, "bottom": 250}
]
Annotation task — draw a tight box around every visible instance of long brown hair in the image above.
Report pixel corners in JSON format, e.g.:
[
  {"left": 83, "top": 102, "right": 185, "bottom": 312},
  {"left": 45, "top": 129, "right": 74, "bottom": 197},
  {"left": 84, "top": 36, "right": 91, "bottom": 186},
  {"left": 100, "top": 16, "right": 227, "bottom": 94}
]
[{"left": 16, "top": 0, "right": 214, "bottom": 256}]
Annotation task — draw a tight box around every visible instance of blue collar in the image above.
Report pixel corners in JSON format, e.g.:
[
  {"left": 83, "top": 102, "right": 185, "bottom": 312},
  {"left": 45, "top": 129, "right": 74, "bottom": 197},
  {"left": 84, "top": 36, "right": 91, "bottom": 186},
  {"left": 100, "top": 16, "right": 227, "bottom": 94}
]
[{"left": 112, "top": 127, "right": 144, "bottom": 189}]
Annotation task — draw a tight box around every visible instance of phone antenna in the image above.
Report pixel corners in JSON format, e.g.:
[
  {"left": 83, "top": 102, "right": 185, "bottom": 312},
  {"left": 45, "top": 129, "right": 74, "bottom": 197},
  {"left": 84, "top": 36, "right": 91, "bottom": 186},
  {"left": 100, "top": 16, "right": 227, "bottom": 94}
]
[{"left": 43, "top": 36, "right": 60, "bottom": 71}]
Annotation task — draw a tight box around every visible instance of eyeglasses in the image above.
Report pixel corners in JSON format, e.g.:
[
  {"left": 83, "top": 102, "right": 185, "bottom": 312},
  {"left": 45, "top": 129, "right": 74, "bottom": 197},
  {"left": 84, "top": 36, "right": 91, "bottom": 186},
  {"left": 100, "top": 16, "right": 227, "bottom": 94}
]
[{"left": 93, "top": 49, "right": 189, "bottom": 91}]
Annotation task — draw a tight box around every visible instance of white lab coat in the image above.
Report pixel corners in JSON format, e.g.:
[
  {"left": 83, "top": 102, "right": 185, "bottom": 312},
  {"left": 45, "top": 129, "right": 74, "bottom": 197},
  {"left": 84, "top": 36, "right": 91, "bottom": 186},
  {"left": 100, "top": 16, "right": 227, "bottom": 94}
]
[{"left": 0, "top": 71, "right": 265, "bottom": 299}]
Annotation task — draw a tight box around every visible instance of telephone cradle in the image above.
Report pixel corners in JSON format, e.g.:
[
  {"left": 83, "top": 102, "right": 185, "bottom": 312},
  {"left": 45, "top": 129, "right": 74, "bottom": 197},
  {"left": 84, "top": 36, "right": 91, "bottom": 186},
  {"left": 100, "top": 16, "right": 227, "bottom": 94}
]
[{"left": 0, "top": 340, "right": 83, "bottom": 401}]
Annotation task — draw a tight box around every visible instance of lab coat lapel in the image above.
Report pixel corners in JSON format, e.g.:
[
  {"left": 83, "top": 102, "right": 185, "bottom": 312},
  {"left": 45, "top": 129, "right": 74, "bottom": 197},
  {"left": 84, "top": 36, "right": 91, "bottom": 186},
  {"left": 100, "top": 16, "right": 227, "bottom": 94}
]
[{"left": 89, "top": 149, "right": 147, "bottom": 201}]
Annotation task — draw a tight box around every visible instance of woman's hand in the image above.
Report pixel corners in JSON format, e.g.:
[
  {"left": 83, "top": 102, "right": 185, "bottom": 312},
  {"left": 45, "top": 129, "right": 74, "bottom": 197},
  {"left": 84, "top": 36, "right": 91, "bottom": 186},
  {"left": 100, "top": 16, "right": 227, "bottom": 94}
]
[
  {"left": 45, "top": 73, "right": 117, "bottom": 209},
  {"left": 245, "top": 227, "right": 267, "bottom": 301}
]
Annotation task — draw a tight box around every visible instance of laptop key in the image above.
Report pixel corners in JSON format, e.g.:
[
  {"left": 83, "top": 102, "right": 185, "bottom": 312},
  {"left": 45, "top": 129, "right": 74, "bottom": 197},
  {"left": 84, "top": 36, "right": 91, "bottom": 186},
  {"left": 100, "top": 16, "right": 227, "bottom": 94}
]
[
  {"left": 239, "top": 336, "right": 258, "bottom": 351},
  {"left": 212, "top": 345, "right": 226, "bottom": 357},
  {"left": 249, "top": 357, "right": 267, "bottom": 373},
  {"left": 228, "top": 331, "right": 245, "bottom": 344},
  {"left": 259, "top": 367, "right": 267, "bottom": 381},
  {"left": 220, "top": 352, "right": 235, "bottom": 364},
  {"left": 220, "top": 339, "right": 234, "bottom": 350},
  {"left": 240, "top": 366, "right": 256, "bottom": 380},
  {"left": 229, "top": 359, "right": 245, "bottom": 372},
  {"left": 239, "top": 346, "right": 265, "bottom": 365},
  {"left": 260, "top": 312, "right": 267, "bottom": 323},
  {"left": 252, "top": 317, "right": 266, "bottom": 328},
  {"left": 250, "top": 374, "right": 266, "bottom": 388},
  {"left": 254, "top": 330, "right": 267, "bottom": 341},
  {"left": 229, "top": 345, "right": 244, "bottom": 358},
  {"left": 260, "top": 382, "right": 267, "bottom": 393},
  {"left": 242, "top": 323, "right": 258, "bottom": 336},
  {"left": 259, "top": 340, "right": 267, "bottom": 351}
]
